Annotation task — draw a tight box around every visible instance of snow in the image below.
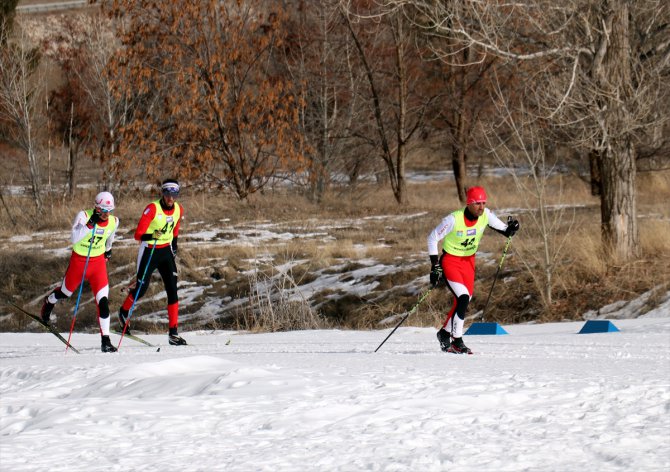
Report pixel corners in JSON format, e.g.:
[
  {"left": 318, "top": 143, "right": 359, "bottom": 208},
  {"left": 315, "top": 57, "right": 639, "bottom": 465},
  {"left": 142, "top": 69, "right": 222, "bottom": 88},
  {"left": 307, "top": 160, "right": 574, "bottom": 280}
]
[
  {"left": 2, "top": 316, "right": 669, "bottom": 471},
  {"left": 2, "top": 175, "right": 669, "bottom": 470}
]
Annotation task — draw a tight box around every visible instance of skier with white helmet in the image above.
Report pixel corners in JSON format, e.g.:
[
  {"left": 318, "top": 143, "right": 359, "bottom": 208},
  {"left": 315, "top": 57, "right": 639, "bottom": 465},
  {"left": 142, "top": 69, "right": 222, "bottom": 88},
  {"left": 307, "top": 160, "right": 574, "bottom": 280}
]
[{"left": 41, "top": 191, "right": 120, "bottom": 352}]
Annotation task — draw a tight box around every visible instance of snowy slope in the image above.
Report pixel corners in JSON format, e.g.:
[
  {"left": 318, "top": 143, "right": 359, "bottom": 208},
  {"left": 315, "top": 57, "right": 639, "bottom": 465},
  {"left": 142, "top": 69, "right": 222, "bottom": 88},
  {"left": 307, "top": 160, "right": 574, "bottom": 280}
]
[{"left": 1, "top": 316, "right": 669, "bottom": 472}]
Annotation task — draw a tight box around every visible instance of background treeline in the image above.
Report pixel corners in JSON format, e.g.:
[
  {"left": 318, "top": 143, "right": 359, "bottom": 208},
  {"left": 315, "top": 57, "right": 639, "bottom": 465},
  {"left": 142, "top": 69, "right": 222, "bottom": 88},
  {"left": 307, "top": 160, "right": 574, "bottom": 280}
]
[
  {"left": 1, "top": 1, "right": 669, "bottom": 332},
  {"left": 2, "top": 0, "right": 668, "bottom": 262}
]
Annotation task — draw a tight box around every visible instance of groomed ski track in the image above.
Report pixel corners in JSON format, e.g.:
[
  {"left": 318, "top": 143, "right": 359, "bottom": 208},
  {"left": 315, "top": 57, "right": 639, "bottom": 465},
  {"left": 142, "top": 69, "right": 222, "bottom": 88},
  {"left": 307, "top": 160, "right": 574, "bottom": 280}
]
[{"left": 1, "top": 317, "right": 669, "bottom": 471}]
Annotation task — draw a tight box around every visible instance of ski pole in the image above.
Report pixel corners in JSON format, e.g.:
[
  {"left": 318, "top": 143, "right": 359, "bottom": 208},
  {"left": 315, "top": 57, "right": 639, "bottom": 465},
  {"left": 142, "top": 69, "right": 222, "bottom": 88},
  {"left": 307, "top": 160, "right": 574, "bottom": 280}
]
[
  {"left": 65, "top": 224, "right": 96, "bottom": 353},
  {"left": 480, "top": 235, "right": 513, "bottom": 323},
  {"left": 117, "top": 239, "right": 157, "bottom": 349},
  {"left": 374, "top": 287, "right": 434, "bottom": 353}
]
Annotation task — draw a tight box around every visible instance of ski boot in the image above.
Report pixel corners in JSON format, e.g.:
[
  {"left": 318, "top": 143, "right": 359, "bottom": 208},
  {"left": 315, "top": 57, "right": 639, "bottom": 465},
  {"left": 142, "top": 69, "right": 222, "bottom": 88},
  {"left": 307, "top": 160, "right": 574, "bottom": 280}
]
[
  {"left": 40, "top": 297, "right": 55, "bottom": 325},
  {"left": 436, "top": 328, "right": 451, "bottom": 352},
  {"left": 168, "top": 327, "right": 187, "bottom": 346},
  {"left": 101, "top": 335, "right": 118, "bottom": 353},
  {"left": 118, "top": 308, "right": 131, "bottom": 335},
  {"left": 447, "top": 337, "right": 472, "bottom": 355}
]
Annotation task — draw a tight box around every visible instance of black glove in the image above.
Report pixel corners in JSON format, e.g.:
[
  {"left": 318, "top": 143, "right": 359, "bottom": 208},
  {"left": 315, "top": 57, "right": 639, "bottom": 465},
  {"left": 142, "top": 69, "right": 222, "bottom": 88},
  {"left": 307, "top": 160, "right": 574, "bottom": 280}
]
[
  {"left": 171, "top": 237, "right": 178, "bottom": 257},
  {"left": 87, "top": 211, "right": 102, "bottom": 228},
  {"left": 140, "top": 230, "right": 165, "bottom": 241},
  {"left": 104, "top": 249, "right": 112, "bottom": 261},
  {"left": 505, "top": 217, "right": 520, "bottom": 237},
  {"left": 429, "top": 254, "right": 443, "bottom": 287}
]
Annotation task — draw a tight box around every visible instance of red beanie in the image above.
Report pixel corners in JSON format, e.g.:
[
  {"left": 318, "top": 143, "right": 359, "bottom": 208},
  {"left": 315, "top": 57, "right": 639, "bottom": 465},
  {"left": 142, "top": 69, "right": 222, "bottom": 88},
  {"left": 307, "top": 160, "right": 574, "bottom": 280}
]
[{"left": 466, "top": 186, "right": 487, "bottom": 204}]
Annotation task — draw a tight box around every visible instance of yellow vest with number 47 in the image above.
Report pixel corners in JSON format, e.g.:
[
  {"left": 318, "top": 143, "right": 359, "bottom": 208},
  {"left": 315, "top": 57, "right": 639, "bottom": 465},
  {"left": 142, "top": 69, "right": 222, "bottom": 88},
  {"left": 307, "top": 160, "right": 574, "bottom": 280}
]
[{"left": 72, "top": 209, "right": 118, "bottom": 257}]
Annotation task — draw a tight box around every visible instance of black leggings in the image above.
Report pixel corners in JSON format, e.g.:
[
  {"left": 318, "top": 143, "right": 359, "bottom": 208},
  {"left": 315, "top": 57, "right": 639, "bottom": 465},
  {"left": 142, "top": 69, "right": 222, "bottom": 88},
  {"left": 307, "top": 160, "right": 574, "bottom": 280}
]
[{"left": 131, "top": 245, "right": 178, "bottom": 304}]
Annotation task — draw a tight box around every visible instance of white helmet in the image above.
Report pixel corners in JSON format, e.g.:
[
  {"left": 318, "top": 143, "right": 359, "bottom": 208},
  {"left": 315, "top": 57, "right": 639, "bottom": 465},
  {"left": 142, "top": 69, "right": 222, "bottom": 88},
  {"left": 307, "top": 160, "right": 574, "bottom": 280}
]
[{"left": 95, "top": 191, "right": 115, "bottom": 212}]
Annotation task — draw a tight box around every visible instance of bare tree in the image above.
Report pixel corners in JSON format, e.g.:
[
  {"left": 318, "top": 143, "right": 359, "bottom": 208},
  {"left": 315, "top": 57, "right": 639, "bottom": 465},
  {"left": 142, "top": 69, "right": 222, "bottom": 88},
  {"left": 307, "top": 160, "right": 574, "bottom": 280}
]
[
  {"left": 283, "top": 0, "right": 368, "bottom": 201},
  {"left": 71, "top": 12, "right": 128, "bottom": 189},
  {"left": 341, "top": 3, "right": 434, "bottom": 204},
  {"left": 425, "top": 44, "right": 506, "bottom": 203},
  {"left": 42, "top": 15, "right": 96, "bottom": 198},
  {"left": 376, "top": 0, "right": 670, "bottom": 262},
  {"left": 0, "top": 20, "right": 44, "bottom": 210},
  {"left": 484, "top": 81, "right": 576, "bottom": 309}
]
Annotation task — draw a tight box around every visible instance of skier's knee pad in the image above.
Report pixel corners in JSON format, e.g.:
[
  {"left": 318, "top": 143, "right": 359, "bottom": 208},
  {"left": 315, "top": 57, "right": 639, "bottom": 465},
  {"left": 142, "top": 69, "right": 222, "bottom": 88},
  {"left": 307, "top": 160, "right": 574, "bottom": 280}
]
[
  {"left": 98, "top": 297, "right": 109, "bottom": 319},
  {"left": 455, "top": 294, "right": 470, "bottom": 319}
]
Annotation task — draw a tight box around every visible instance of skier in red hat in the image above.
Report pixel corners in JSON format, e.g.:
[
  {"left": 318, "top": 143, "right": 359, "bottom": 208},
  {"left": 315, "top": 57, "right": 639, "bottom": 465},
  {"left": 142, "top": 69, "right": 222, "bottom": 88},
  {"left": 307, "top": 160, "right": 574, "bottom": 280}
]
[{"left": 427, "top": 186, "right": 519, "bottom": 354}]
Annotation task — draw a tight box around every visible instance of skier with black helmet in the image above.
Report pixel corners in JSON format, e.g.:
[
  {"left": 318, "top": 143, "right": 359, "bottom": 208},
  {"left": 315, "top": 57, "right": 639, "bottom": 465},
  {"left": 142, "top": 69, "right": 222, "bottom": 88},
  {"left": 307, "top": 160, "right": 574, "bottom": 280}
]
[
  {"left": 427, "top": 186, "right": 519, "bottom": 354},
  {"left": 118, "top": 179, "right": 186, "bottom": 345},
  {"left": 41, "top": 191, "right": 120, "bottom": 352}
]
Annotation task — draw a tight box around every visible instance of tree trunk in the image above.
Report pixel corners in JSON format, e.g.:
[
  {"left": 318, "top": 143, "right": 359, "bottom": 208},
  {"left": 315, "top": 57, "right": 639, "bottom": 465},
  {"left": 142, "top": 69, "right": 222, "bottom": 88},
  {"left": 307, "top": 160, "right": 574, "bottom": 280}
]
[
  {"left": 66, "top": 140, "right": 78, "bottom": 199},
  {"left": 595, "top": 0, "right": 638, "bottom": 262},
  {"left": 588, "top": 150, "right": 602, "bottom": 197},
  {"left": 451, "top": 146, "right": 467, "bottom": 203},
  {"left": 600, "top": 138, "right": 638, "bottom": 261},
  {"left": 452, "top": 49, "right": 470, "bottom": 204},
  {"left": 66, "top": 101, "right": 76, "bottom": 198},
  {"left": 393, "top": 13, "right": 408, "bottom": 205},
  {"left": 26, "top": 140, "right": 42, "bottom": 211},
  {"left": 394, "top": 144, "right": 407, "bottom": 204},
  {"left": 451, "top": 118, "right": 467, "bottom": 203}
]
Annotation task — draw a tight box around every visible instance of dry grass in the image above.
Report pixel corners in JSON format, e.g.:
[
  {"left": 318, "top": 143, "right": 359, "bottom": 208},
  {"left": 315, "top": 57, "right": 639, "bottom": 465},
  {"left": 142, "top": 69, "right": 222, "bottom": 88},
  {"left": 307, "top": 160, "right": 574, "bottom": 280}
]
[
  {"left": 640, "top": 220, "right": 670, "bottom": 255},
  {"left": 235, "top": 264, "right": 330, "bottom": 332},
  {"left": 638, "top": 170, "right": 670, "bottom": 213},
  {"left": 1, "top": 167, "right": 669, "bottom": 333}
]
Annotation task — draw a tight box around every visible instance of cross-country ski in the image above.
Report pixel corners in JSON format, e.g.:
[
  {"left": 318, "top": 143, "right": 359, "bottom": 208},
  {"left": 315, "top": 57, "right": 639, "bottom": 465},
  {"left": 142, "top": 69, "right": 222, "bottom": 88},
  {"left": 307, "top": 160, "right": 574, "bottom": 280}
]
[{"left": 6, "top": 301, "right": 80, "bottom": 354}]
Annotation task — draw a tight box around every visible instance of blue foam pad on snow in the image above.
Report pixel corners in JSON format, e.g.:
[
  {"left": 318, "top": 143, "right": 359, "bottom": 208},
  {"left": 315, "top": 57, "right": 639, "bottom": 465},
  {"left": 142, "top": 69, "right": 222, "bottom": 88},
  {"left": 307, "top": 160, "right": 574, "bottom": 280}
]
[
  {"left": 464, "top": 322, "right": 509, "bottom": 335},
  {"left": 578, "top": 320, "right": 620, "bottom": 334}
]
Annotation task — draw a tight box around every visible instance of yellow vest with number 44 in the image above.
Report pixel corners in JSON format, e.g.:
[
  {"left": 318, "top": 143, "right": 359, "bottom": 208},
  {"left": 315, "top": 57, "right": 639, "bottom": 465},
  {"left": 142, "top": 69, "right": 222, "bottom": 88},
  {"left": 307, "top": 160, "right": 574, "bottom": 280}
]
[{"left": 442, "top": 209, "right": 488, "bottom": 257}]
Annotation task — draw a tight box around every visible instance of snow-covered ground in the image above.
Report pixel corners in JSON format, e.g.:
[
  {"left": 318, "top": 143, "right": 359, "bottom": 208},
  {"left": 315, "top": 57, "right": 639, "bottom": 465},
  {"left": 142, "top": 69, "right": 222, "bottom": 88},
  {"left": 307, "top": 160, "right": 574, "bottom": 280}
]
[{"left": 1, "top": 313, "right": 669, "bottom": 471}]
